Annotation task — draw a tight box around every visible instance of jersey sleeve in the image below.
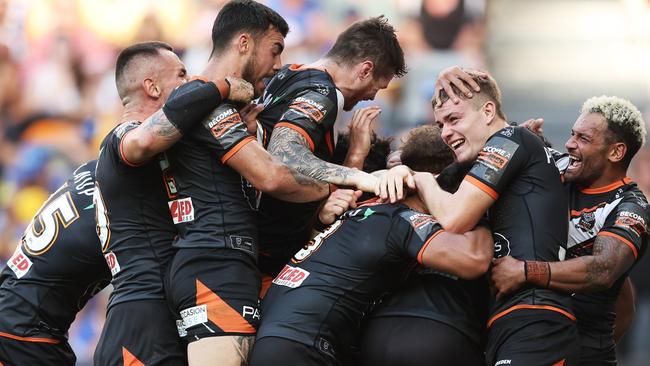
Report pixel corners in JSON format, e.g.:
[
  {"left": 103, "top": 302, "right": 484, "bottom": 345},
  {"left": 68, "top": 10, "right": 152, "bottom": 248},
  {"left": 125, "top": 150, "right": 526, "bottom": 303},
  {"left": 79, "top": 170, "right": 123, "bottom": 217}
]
[
  {"left": 465, "top": 126, "right": 528, "bottom": 200},
  {"left": 599, "top": 196, "right": 649, "bottom": 260},
  {"left": 275, "top": 88, "right": 337, "bottom": 151},
  {"left": 105, "top": 122, "right": 141, "bottom": 168},
  {"left": 197, "top": 103, "right": 255, "bottom": 164},
  {"left": 391, "top": 210, "right": 445, "bottom": 265}
]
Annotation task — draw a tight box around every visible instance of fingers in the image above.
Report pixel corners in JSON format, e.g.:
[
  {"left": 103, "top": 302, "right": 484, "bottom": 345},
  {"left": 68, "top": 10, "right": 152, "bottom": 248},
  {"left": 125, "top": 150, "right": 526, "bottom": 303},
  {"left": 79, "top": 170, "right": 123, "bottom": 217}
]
[
  {"left": 434, "top": 66, "right": 482, "bottom": 106},
  {"left": 392, "top": 173, "right": 403, "bottom": 202}
]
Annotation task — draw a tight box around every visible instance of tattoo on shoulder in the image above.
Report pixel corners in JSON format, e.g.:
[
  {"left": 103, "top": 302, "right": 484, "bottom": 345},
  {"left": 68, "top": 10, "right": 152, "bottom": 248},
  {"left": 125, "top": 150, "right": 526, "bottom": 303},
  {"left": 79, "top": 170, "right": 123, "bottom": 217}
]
[
  {"left": 267, "top": 126, "right": 356, "bottom": 185},
  {"left": 142, "top": 110, "right": 180, "bottom": 138}
]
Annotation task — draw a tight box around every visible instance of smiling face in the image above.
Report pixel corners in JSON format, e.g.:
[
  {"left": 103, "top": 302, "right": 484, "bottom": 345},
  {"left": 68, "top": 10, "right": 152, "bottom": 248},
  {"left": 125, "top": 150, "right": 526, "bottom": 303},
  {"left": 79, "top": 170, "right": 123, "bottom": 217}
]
[
  {"left": 564, "top": 112, "right": 613, "bottom": 186},
  {"left": 434, "top": 98, "right": 492, "bottom": 164},
  {"left": 242, "top": 27, "right": 285, "bottom": 96}
]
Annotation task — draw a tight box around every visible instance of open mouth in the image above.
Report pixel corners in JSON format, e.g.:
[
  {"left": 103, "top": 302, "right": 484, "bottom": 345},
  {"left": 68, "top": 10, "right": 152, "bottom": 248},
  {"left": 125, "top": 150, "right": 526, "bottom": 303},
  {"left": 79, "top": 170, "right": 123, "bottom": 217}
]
[
  {"left": 568, "top": 154, "right": 582, "bottom": 170},
  {"left": 449, "top": 139, "right": 465, "bottom": 150}
]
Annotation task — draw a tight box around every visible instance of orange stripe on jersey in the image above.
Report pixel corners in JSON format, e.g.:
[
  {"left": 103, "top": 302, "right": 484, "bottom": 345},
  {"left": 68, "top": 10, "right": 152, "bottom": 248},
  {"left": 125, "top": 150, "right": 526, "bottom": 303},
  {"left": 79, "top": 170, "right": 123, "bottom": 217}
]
[
  {"left": 0, "top": 331, "right": 60, "bottom": 344},
  {"left": 259, "top": 274, "right": 273, "bottom": 299},
  {"left": 552, "top": 359, "right": 565, "bottom": 366},
  {"left": 276, "top": 122, "right": 315, "bottom": 152},
  {"left": 196, "top": 279, "right": 256, "bottom": 333},
  {"left": 464, "top": 175, "right": 499, "bottom": 200},
  {"left": 417, "top": 229, "right": 444, "bottom": 264},
  {"left": 220, "top": 136, "right": 256, "bottom": 164},
  {"left": 122, "top": 347, "right": 145, "bottom": 366},
  {"left": 598, "top": 231, "right": 638, "bottom": 259},
  {"left": 487, "top": 304, "right": 576, "bottom": 328},
  {"left": 580, "top": 178, "right": 632, "bottom": 194},
  {"left": 118, "top": 128, "right": 142, "bottom": 168}
]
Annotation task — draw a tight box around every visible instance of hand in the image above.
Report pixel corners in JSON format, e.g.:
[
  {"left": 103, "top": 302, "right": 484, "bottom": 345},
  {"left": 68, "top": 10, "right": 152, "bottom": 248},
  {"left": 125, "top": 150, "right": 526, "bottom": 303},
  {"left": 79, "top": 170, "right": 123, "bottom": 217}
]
[
  {"left": 520, "top": 118, "right": 544, "bottom": 136},
  {"left": 353, "top": 171, "right": 379, "bottom": 193},
  {"left": 239, "top": 103, "right": 264, "bottom": 135},
  {"left": 318, "top": 189, "right": 362, "bottom": 225},
  {"left": 490, "top": 256, "right": 526, "bottom": 300},
  {"left": 374, "top": 165, "right": 414, "bottom": 203},
  {"left": 413, "top": 172, "right": 436, "bottom": 203},
  {"left": 434, "top": 66, "right": 488, "bottom": 106},
  {"left": 346, "top": 106, "right": 381, "bottom": 164},
  {"left": 225, "top": 76, "right": 254, "bottom": 104}
]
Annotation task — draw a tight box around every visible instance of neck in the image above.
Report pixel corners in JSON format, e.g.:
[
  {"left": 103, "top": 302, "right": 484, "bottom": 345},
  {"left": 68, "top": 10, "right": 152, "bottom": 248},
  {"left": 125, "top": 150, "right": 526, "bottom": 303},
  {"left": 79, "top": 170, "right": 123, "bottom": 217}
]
[
  {"left": 308, "top": 58, "right": 349, "bottom": 90},
  {"left": 402, "top": 194, "right": 429, "bottom": 214},
  {"left": 119, "top": 97, "right": 160, "bottom": 124},
  {"left": 582, "top": 166, "right": 628, "bottom": 190},
  {"left": 488, "top": 117, "right": 509, "bottom": 135},
  {"left": 202, "top": 51, "right": 244, "bottom": 81}
]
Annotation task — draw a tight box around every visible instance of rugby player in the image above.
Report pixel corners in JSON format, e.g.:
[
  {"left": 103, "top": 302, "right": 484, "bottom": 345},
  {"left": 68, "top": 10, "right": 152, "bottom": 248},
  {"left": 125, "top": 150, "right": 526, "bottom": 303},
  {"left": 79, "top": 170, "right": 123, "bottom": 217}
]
[
  {"left": 378, "top": 70, "right": 578, "bottom": 365},
  {"left": 249, "top": 132, "right": 493, "bottom": 366},
  {"left": 93, "top": 40, "right": 252, "bottom": 366},
  {"left": 158, "top": 1, "right": 364, "bottom": 365},
  {"left": 256, "top": 16, "right": 407, "bottom": 278},
  {"left": 360, "top": 125, "right": 488, "bottom": 366},
  {"left": 0, "top": 161, "right": 109, "bottom": 365},
  {"left": 490, "top": 96, "right": 649, "bottom": 365}
]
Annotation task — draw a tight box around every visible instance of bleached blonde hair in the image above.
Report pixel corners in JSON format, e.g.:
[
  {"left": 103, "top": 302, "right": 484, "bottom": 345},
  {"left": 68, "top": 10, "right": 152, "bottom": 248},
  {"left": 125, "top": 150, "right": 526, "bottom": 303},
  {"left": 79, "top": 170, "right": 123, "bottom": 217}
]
[{"left": 582, "top": 95, "right": 647, "bottom": 167}]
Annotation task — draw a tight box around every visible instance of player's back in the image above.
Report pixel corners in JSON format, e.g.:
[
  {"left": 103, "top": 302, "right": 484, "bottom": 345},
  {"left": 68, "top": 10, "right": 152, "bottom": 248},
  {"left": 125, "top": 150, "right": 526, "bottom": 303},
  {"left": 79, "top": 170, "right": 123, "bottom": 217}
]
[
  {"left": 0, "top": 160, "right": 110, "bottom": 340},
  {"left": 256, "top": 64, "right": 343, "bottom": 275},
  {"left": 94, "top": 122, "right": 178, "bottom": 309}
]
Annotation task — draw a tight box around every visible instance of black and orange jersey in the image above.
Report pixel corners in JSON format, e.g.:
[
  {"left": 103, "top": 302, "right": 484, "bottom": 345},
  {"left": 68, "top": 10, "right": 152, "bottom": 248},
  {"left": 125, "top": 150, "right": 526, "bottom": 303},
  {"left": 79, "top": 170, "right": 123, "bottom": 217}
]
[
  {"left": 257, "top": 202, "right": 445, "bottom": 360},
  {"left": 368, "top": 267, "right": 489, "bottom": 347},
  {"left": 464, "top": 126, "right": 572, "bottom": 324},
  {"left": 0, "top": 161, "right": 110, "bottom": 341},
  {"left": 94, "top": 122, "right": 178, "bottom": 310},
  {"left": 256, "top": 64, "right": 344, "bottom": 276},
  {"left": 166, "top": 97, "right": 258, "bottom": 256},
  {"left": 564, "top": 176, "right": 649, "bottom": 347}
]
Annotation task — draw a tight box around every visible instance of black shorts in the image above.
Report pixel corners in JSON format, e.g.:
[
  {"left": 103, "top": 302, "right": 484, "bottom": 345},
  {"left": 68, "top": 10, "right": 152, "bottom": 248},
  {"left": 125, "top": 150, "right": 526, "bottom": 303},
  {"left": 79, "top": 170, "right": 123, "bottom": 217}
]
[
  {"left": 0, "top": 332, "right": 75, "bottom": 366},
  {"left": 359, "top": 316, "right": 484, "bottom": 366},
  {"left": 577, "top": 331, "right": 616, "bottom": 366},
  {"left": 486, "top": 308, "right": 579, "bottom": 366},
  {"left": 249, "top": 337, "right": 338, "bottom": 366},
  {"left": 93, "top": 299, "right": 187, "bottom": 366},
  {"left": 166, "top": 248, "right": 260, "bottom": 342}
]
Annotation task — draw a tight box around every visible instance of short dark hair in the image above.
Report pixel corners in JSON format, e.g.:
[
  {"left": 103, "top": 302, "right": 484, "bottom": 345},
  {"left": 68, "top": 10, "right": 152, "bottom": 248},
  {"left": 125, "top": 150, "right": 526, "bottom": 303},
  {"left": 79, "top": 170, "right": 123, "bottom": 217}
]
[
  {"left": 400, "top": 125, "right": 454, "bottom": 175},
  {"left": 325, "top": 16, "right": 407, "bottom": 79},
  {"left": 115, "top": 41, "right": 173, "bottom": 99},
  {"left": 331, "top": 130, "right": 392, "bottom": 173},
  {"left": 435, "top": 70, "right": 507, "bottom": 121},
  {"left": 210, "top": 0, "right": 289, "bottom": 57}
]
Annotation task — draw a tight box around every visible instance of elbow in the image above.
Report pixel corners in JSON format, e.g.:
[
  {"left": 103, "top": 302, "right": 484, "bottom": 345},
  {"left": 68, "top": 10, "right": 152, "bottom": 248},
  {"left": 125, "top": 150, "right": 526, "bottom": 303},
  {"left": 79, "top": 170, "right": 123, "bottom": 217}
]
[
  {"left": 462, "top": 252, "right": 491, "bottom": 280},
  {"left": 256, "top": 176, "right": 283, "bottom": 194},
  {"left": 439, "top": 216, "right": 473, "bottom": 234}
]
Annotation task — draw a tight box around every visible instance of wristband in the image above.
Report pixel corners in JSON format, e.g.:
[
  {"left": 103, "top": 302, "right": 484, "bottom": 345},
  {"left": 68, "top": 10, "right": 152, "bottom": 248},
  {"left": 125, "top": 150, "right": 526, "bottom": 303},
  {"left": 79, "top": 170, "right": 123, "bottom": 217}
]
[{"left": 524, "top": 260, "right": 551, "bottom": 288}]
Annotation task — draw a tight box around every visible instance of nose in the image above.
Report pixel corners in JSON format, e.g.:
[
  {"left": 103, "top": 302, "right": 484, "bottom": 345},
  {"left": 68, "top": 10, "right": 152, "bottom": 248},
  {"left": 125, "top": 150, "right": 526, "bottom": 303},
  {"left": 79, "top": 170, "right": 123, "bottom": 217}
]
[
  {"left": 273, "top": 55, "right": 282, "bottom": 72},
  {"left": 441, "top": 124, "right": 453, "bottom": 142},
  {"left": 565, "top": 136, "right": 577, "bottom": 151}
]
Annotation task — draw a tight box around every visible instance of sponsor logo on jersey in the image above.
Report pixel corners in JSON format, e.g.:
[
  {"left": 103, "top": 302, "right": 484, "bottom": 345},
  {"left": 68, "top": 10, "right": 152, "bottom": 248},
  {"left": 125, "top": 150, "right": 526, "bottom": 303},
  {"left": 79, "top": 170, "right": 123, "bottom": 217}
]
[
  {"left": 615, "top": 210, "right": 647, "bottom": 237},
  {"left": 408, "top": 213, "right": 436, "bottom": 229},
  {"left": 104, "top": 251, "right": 121, "bottom": 276},
  {"left": 273, "top": 265, "right": 310, "bottom": 288},
  {"left": 179, "top": 304, "right": 208, "bottom": 330},
  {"left": 206, "top": 108, "right": 243, "bottom": 140},
  {"left": 495, "top": 360, "right": 512, "bottom": 366},
  {"left": 8, "top": 246, "right": 32, "bottom": 279},
  {"left": 289, "top": 97, "right": 326, "bottom": 122},
  {"left": 168, "top": 197, "right": 194, "bottom": 224},
  {"left": 242, "top": 305, "right": 260, "bottom": 320},
  {"left": 478, "top": 146, "right": 512, "bottom": 170}
]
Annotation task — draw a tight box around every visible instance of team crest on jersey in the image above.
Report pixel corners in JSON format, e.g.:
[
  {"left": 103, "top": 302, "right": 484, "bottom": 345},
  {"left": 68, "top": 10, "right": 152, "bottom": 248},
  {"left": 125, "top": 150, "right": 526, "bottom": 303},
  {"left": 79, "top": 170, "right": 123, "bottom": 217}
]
[
  {"left": 273, "top": 265, "right": 310, "bottom": 288},
  {"left": 313, "top": 84, "right": 330, "bottom": 96},
  {"left": 104, "top": 251, "right": 121, "bottom": 276},
  {"left": 8, "top": 246, "right": 33, "bottom": 279},
  {"left": 576, "top": 211, "right": 596, "bottom": 232},
  {"left": 288, "top": 97, "right": 326, "bottom": 122},
  {"left": 168, "top": 197, "right": 195, "bottom": 224}
]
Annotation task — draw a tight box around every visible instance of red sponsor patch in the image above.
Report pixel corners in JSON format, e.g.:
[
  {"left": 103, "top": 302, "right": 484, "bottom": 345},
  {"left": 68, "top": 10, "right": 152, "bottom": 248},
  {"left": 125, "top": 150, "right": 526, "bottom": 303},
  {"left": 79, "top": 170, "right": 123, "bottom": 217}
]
[
  {"left": 289, "top": 100, "right": 325, "bottom": 122},
  {"left": 104, "top": 252, "right": 121, "bottom": 276},
  {"left": 272, "top": 265, "right": 310, "bottom": 288},
  {"left": 168, "top": 197, "right": 195, "bottom": 224},
  {"left": 408, "top": 213, "right": 436, "bottom": 230},
  {"left": 8, "top": 246, "right": 32, "bottom": 279},
  {"left": 478, "top": 151, "right": 509, "bottom": 170},
  {"left": 615, "top": 211, "right": 647, "bottom": 237}
]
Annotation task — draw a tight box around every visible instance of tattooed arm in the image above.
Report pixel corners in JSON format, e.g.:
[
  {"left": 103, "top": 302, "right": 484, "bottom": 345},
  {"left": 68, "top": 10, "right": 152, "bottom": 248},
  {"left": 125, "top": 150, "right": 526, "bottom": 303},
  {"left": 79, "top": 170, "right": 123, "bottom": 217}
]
[
  {"left": 267, "top": 126, "right": 378, "bottom": 192},
  {"left": 491, "top": 235, "right": 636, "bottom": 298},
  {"left": 121, "top": 109, "right": 181, "bottom": 165}
]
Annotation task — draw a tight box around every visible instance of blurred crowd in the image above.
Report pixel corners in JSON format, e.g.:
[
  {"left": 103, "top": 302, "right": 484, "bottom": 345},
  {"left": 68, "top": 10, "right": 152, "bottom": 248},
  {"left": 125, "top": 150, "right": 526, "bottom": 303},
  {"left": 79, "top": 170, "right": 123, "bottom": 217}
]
[{"left": 1, "top": 0, "right": 648, "bottom": 365}]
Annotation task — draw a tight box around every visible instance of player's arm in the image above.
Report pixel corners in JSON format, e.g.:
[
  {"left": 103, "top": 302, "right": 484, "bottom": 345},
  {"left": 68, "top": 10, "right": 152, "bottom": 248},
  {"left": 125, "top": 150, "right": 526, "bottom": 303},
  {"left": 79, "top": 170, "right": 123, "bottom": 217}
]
[
  {"left": 419, "top": 225, "right": 493, "bottom": 280},
  {"left": 120, "top": 77, "right": 253, "bottom": 165},
  {"left": 267, "top": 126, "right": 377, "bottom": 192},
  {"left": 614, "top": 277, "right": 635, "bottom": 343},
  {"left": 226, "top": 140, "right": 330, "bottom": 203},
  {"left": 413, "top": 171, "right": 494, "bottom": 233},
  {"left": 491, "top": 235, "right": 636, "bottom": 298}
]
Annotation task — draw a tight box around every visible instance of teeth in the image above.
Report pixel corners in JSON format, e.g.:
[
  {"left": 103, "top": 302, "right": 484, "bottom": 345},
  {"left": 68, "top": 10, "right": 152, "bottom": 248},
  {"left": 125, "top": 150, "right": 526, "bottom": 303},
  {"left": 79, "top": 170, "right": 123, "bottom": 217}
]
[{"left": 451, "top": 139, "right": 465, "bottom": 150}]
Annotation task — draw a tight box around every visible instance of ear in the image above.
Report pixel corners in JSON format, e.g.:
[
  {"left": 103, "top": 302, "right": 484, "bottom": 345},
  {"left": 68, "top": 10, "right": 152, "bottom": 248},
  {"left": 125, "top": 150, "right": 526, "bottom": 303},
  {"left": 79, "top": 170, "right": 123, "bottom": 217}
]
[
  {"left": 236, "top": 33, "right": 253, "bottom": 54},
  {"left": 483, "top": 100, "right": 497, "bottom": 124},
  {"left": 608, "top": 142, "right": 627, "bottom": 163},
  {"left": 358, "top": 61, "right": 375, "bottom": 80},
  {"left": 142, "top": 78, "right": 161, "bottom": 99}
]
